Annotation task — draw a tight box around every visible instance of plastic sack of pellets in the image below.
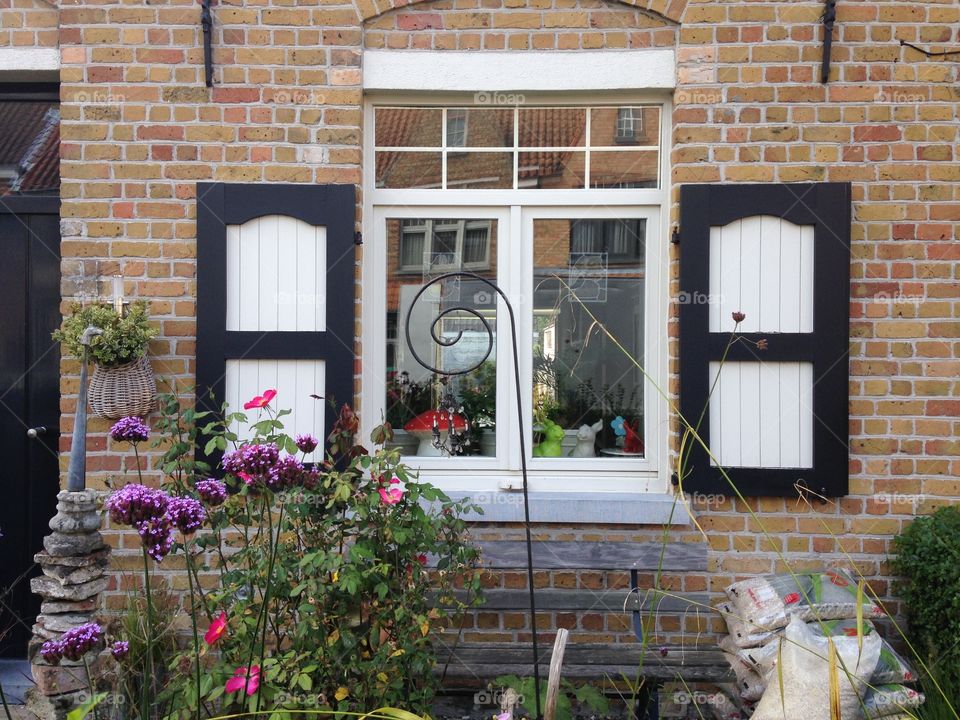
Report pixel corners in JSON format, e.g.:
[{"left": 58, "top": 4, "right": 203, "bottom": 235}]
[
  {"left": 725, "top": 569, "right": 885, "bottom": 634},
  {"left": 751, "top": 615, "right": 881, "bottom": 720},
  {"left": 730, "top": 619, "right": 916, "bottom": 685}
]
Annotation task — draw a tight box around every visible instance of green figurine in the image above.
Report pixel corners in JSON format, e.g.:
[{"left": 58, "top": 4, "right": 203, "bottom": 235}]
[{"left": 532, "top": 419, "right": 565, "bottom": 457}]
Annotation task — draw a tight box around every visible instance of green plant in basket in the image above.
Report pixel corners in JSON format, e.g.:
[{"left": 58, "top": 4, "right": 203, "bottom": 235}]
[{"left": 54, "top": 300, "right": 157, "bottom": 367}]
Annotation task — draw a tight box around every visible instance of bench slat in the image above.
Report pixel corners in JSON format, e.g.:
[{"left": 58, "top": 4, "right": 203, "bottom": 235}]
[
  {"left": 433, "top": 589, "right": 707, "bottom": 613},
  {"left": 435, "top": 643, "right": 732, "bottom": 683},
  {"left": 439, "top": 661, "right": 734, "bottom": 683},
  {"left": 463, "top": 541, "right": 708, "bottom": 571}
]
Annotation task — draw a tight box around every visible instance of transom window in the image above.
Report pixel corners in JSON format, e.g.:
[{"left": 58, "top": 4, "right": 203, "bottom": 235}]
[
  {"left": 364, "top": 100, "right": 668, "bottom": 494},
  {"left": 373, "top": 105, "right": 661, "bottom": 190}
]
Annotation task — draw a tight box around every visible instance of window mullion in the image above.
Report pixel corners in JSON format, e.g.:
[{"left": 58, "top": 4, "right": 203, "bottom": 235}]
[{"left": 508, "top": 204, "right": 526, "bottom": 472}]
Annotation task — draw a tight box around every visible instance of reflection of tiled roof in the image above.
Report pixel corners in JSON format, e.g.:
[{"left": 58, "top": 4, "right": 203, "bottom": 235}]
[
  {"left": 375, "top": 107, "right": 433, "bottom": 184},
  {"left": 517, "top": 108, "right": 585, "bottom": 148},
  {"left": 375, "top": 107, "right": 587, "bottom": 188},
  {"left": 0, "top": 102, "right": 51, "bottom": 163},
  {"left": 0, "top": 102, "right": 60, "bottom": 196},
  {"left": 17, "top": 120, "right": 59, "bottom": 193}
]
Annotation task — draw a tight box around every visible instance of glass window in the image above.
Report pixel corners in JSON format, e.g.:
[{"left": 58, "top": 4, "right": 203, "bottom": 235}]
[
  {"left": 532, "top": 219, "right": 646, "bottom": 459},
  {"left": 373, "top": 104, "right": 661, "bottom": 189},
  {"left": 446, "top": 109, "right": 467, "bottom": 148},
  {"left": 0, "top": 100, "right": 60, "bottom": 197},
  {"left": 367, "top": 101, "right": 665, "bottom": 491},
  {"left": 385, "top": 217, "right": 499, "bottom": 457}
]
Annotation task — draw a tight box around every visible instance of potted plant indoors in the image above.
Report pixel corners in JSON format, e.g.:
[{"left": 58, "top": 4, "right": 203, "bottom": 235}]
[
  {"left": 54, "top": 300, "right": 158, "bottom": 419},
  {"left": 385, "top": 371, "right": 434, "bottom": 455}
]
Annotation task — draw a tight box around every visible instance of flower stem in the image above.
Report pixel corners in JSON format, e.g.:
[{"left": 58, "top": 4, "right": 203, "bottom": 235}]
[
  {"left": 133, "top": 442, "right": 144, "bottom": 485},
  {"left": 82, "top": 657, "right": 99, "bottom": 720},
  {"left": 141, "top": 545, "right": 155, "bottom": 720},
  {"left": 255, "top": 498, "right": 284, "bottom": 713},
  {"left": 185, "top": 547, "right": 202, "bottom": 720},
  {"left": 0, "top": 675, "right": 13, "bottom": 720}
]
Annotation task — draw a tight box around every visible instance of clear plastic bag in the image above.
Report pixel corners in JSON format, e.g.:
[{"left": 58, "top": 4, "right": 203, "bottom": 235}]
[
  {"left": 731, "top": 619, "right": 916, "bottom": 685},
  {"left": 751, "top": 615, "right": 881, "bottom": 720},
  {"left": 725, "top": 570, "right": 885, "bottom": 633}
]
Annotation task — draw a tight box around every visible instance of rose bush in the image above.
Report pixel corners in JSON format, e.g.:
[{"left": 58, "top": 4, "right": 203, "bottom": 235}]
[{"left": 105, "top": 390, "right": 482, "bottom": 720}]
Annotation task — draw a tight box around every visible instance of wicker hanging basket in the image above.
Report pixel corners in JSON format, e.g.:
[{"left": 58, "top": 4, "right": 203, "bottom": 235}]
[{"left": 88, "top": 355, "right": 157, "bottom": 419}]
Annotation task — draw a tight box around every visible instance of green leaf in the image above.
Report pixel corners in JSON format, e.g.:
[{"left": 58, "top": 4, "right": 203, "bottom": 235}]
[{"left": 66, "top": 692, "right": 107, "bottom": 720}]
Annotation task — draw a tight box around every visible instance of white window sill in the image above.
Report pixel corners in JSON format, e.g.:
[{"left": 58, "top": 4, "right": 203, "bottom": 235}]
[{"left": 435, "top": 490, "right": 692, "bottom": 525}]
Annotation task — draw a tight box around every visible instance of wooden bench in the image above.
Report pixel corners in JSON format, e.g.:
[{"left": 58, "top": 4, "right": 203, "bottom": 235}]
[{"left": 431, "top": 540, "right": 733, "bottom": 690}]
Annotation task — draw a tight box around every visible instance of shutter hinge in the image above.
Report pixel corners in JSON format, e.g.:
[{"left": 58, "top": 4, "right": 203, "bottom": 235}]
[
  {"left": 354, "top": 231, "right": 363, "bottom": 246},
  {"left": 671, "top": 226, "right": 680, "bottom": 245}
]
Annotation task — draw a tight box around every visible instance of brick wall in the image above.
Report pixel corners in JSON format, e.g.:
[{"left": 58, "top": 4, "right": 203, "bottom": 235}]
[
  {"left": 0, "top": 0, "right": 57, "bottom": 49},
  {"left": 18, "top": 0, "right": 960, "bottom": 645}
]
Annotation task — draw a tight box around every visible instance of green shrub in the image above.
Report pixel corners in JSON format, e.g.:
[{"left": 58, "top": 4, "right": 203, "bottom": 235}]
[
  {"left": 53, "top": 300, "right": 157, "bottom": 367},
  {"left": 892, "top": 504, "right": 960, "bottom": 709}
]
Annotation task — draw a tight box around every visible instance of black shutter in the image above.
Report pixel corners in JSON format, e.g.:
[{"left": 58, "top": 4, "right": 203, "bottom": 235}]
[
  {"left": 196, "top": 182, "right": 356, "bottom": 461},
  {"left": 678, "top": 183, "right": 851, "bottom": 498}
]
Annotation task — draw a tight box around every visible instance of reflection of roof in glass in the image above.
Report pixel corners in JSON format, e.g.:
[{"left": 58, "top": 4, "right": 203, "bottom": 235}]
[
  {"left": 376, "top": 106, "right": 592, "bottom": 187},
  {"left": 0, "top": 101, "right": 60, "bottom": 196}
]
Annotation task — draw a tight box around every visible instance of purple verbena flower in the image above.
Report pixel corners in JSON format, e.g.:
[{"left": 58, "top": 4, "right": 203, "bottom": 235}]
[
  {"left": 222, "top": 443, "right": 279, "bottom": 481},
  {"left": 58, "top": 623, "right": 103, "bottom": 662},
  {"left": 295, "top": 434, "right": 318, "bottom": 454},
  {"left": 105, "top": 484, "right": 169, "bottom": 527},
  {"left": 194, "top": 478, "right": 227, "bottom": 506},
  {"left": 109, "top": 416, "right": 150, "bottom": 444},
  {"left": 268, "top": 455, "right": 305, "bottom": 491},
  {"left": 111, "top": 640, "right": 130, "bottom": 660},
  {"left": 40, "top": 639, "right": 63, "bottom": 664},
  {"left": 167, "top": 496, "right": 206, "bottom": 535},
  {"left": 303, "top": 467, "right": 320, "bottom": 491},
  {"left": 136, "top": 514, "right": 174, "bottom": 562}
]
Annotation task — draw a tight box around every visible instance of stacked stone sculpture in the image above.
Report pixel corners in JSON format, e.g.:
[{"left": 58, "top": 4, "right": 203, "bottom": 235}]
[{"left": 27, "top": 490, "right": 109, "bottom": 719}]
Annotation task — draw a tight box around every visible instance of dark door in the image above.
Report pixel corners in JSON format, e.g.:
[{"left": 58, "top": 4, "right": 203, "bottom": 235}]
[{"left": 0, "top": 195, "right": 60, "bottom": 658}]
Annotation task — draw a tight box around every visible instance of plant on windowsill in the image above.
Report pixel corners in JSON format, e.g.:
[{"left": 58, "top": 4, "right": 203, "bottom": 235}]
[
  {"left": 457, "top": 361, "right": 496, "bottom": 455},
  {"left": 53, "top": 300, "right": 158, "bottom": 419},
  {"left": 385, "top": 371, "right": 434, "bottom": 455}
]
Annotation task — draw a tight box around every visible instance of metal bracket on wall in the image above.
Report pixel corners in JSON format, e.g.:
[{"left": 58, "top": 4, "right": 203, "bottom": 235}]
[
  {"left": 899, "top": 39, "right": 960, "bottom": 59},
  {"left": 201, "top": 0, "right": 214, "bottom": 87},
  {"left": 820, "top": 0, "right": 838, "bottom": 84}
]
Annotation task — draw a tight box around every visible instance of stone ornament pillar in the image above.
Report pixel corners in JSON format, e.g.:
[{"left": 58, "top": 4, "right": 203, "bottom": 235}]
[{"left": 27, "top": 490, "right": 109, "bottom": 719}]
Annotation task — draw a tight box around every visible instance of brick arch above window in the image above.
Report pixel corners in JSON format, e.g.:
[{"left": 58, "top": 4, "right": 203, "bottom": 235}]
[{"left": 357, "top": 0, "right": 687, "bottom": 26}]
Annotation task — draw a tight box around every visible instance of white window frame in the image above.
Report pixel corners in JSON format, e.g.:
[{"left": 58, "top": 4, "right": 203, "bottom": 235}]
[{"left": 361, "top": 90, "right": 675, "bottom": 516}]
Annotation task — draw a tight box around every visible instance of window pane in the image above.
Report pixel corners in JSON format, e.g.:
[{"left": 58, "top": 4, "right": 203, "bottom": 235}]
[
  {"left": 463, "top": 223, "right": 490, "bottom": 266},
  {"left": 518, "top": 107, "right": 586, "bottom": 147},
  {"left": 518, "top": 151, "right": 585, "bottom": 189},
  {"left": 386, "top": 217, "right": 499, "bottom": 458},
  {"left": 532, "top": 218, "right": 645, "bottom": 459},
  {"left": 589, "top": 106, "right": 659, "bottom": 146},
  {"left": 447, "top": 151, "right": 513, "bottom": 189},
  {"left": 446, "top": 109, "right": 467, "bottom": 148},
  {"left": 375, "top": 107, "right": 442, "bottom": 147},
  {"left": 376, "top": 151, "right": 442, "bottom": 188},
  {"left": 448, "top": 108, "right": 513, "bottom": 148},
  {"left": 398, "top": 220, "right": 426, "bottom": 269},
  {"left": 589, "top": 150, "right": 659, "bottom": 189},
  {"left": 0, "top": 100, "right": 60, "bottom": 196}
]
